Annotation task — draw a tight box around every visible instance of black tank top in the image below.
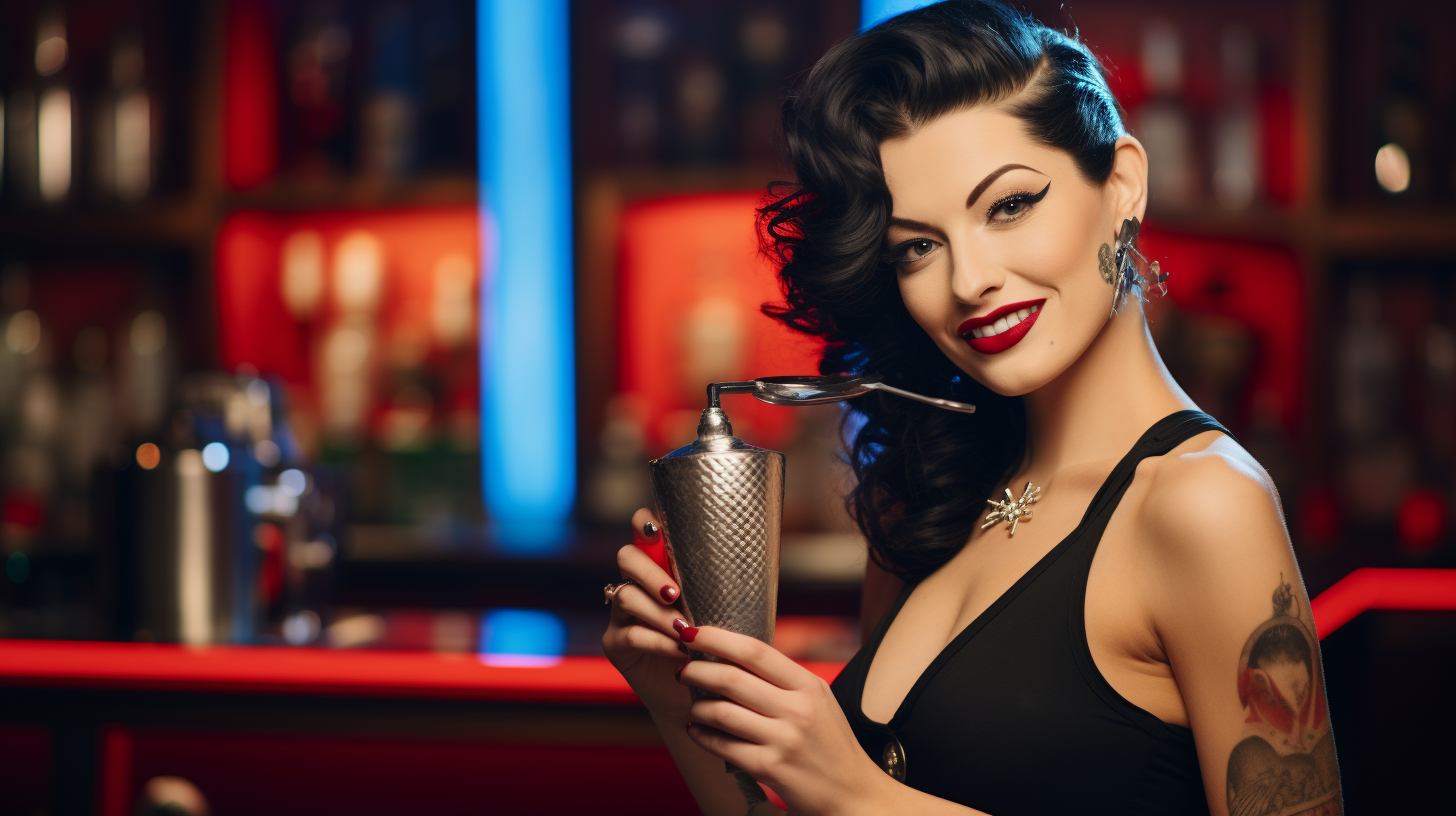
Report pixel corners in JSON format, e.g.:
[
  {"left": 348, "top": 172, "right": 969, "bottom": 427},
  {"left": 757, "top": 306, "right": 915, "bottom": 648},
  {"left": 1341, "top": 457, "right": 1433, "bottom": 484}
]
[{"left": 832, "top": 411, "right": 1226, "bottom": 815}]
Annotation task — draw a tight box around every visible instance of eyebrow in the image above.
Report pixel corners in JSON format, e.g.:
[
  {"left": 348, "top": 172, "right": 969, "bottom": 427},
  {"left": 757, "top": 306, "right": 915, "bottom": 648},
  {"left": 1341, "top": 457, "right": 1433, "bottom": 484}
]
[
  {"left": 965, "top": 163, "right": 1046, "bottom": 209},
  {"left": 886, "top": 216, "right": 947, "bottom": 239}
]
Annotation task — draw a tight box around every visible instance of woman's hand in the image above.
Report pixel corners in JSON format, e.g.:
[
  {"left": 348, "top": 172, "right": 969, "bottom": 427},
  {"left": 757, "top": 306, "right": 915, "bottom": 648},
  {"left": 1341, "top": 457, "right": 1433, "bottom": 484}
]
[
  {"left": 678, "top": 625, "right": 889, "bottom": 816},
  {"left": 601, "top": 509, "right": 693, "bottom": 716}
]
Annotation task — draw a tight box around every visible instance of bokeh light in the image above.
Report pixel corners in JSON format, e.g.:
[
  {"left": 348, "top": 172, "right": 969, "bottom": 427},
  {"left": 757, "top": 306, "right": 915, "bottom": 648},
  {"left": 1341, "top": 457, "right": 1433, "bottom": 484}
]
[
  {"left": 201, "top": 442, "right": 230, "bottom": 472},
  {"left": 1374, "top": 142, "right": 1411, "bottom": 193},
  {"left": 135, "top": 442, "right": 161, "bottom": 470}
]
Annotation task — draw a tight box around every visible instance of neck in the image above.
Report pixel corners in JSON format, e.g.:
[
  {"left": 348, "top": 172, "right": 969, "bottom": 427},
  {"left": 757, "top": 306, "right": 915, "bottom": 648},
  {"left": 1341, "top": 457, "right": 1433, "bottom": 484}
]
[{"left": 1021, "top": 304, "right": 1194, "bottom": 478}]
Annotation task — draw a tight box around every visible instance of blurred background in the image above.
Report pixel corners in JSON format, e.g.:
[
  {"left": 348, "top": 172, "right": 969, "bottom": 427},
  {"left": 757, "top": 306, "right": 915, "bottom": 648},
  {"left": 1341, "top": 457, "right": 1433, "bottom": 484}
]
[{"left": 0, "top": 0, "right": 1452, "bottom": 813}]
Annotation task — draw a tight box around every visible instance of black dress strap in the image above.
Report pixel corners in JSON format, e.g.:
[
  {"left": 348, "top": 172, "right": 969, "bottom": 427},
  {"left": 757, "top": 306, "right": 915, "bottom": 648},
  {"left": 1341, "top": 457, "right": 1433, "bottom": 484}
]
[{"left": 1066, "top": 409, "right": 1230, "bottom": 738}]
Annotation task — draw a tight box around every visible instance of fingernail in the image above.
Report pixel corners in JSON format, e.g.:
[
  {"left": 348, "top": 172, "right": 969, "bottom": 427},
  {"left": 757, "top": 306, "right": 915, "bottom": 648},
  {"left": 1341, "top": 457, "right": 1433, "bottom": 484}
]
[
  {"left": 660, "top": 585, "right": 679, "bottom": 603},
  {"left": 674, "top": 661, "right": 687, "bottom": 681},
  {"left": 679, "top": 626, "right": 699, "bottom": 643},
  {"left": 673, "top": 619, "right": 688, "bottom": 633},
  {"left": 643, "top": 521, "right": 658, "bottom": 538}
]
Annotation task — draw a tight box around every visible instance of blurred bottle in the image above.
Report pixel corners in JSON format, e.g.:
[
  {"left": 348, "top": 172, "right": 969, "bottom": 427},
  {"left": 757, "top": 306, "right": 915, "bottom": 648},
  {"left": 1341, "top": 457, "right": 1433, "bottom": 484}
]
[
  {"left": 613, "top": 9, "right": 670, "bottom": 164},
  {"left": 1137, "top": 21, "right": 1197, "bottom": 211},
  {"left": 285, "top": 1, "right": 353, "bottom": 178},
  {"left": 360, "top": 2, "right": 416, "bottom": 180},
  {"left": 93, "top": 30, "right": 152, "bottom": 202},
  {"left": 1370, "top": 24, "right": 1428, "bottom": 198},
  {"left": 586, "top": 394, "right": 652, "bottom": 525},
  {"left": 33, "top": 7, "right": 71, "bottom": 204},
  {"left": 1211, "top": 27, "right": 1261, "bottom": 210},
  {"left": 1335, "top": 280, "right": 1397, "bottom": 443}
]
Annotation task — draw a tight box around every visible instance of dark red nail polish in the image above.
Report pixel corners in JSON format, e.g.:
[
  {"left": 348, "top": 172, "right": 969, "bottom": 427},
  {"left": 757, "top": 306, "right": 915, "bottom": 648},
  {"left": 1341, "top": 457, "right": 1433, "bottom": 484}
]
[
  {"left": 674, "top": 661, "right": 686, "bottom": 681},
  {"left": 679, "top": 626, "right": 699, "bottom": 643},
  {"left": 660, "top": 585, "right": 679, "bottom": 603},
  {"left": 673, "top": 619, "right": 688, "bottom": 633}
]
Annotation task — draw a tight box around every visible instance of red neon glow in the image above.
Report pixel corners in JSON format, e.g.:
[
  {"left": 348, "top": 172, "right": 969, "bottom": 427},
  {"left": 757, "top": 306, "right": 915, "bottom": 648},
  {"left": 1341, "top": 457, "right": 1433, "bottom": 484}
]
[
  {"left": 1310, "top": 568, "right": 1456, "bottom": 639},
  {"left": 223, "top": 0, "right": 278, "bottom": 190},
  {"left": 0, "top": 640, "right": 845, "bottom": 703}
]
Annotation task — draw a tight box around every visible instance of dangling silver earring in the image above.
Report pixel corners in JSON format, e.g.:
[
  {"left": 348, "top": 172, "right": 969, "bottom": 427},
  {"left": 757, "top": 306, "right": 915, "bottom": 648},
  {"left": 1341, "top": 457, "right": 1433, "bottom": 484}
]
[{"left": 1104, "top": 216, "right": 1168, "bottom": 317}]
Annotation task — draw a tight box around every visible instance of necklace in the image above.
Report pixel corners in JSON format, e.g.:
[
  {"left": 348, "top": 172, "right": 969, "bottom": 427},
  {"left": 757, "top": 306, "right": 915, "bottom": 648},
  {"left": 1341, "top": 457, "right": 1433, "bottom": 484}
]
[{"left": 982, "top": 481, "right": 1042, "bottom": 536}]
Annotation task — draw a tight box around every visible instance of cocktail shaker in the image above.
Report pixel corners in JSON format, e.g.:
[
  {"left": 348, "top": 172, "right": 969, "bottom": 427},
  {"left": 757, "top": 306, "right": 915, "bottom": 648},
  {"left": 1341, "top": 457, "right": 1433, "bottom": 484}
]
[
  {"left": 649, "top": 395, "right": 784, "bottom": 679},
  {"left": 649, "top": 377, "right": 973, "bottom": 802},
  {"left": 648, "top": 377, "right": 974, "bottom": 677}
]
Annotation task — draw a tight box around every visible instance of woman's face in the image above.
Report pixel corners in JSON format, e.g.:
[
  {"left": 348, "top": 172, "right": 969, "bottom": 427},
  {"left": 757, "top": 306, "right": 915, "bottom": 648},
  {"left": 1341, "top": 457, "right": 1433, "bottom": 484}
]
[{"left": 880, "top": 105, "right": 1141, "bottom": 396}]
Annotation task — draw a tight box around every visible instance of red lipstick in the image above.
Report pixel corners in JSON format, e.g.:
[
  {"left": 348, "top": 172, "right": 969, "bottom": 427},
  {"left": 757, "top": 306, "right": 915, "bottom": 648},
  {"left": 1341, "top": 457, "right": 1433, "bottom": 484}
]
[{"left": 958, "top": 299, "right": 1046, "bottom": 355}]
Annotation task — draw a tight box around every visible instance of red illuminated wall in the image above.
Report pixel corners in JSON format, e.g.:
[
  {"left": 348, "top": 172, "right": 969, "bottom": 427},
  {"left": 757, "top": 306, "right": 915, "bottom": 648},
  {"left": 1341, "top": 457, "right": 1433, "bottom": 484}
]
[
  {"left": 618, "top": 193, "right": 823, "bottom": 454},
  {"left": 214, "top": 207, "right": 483, "bottom": 425}
]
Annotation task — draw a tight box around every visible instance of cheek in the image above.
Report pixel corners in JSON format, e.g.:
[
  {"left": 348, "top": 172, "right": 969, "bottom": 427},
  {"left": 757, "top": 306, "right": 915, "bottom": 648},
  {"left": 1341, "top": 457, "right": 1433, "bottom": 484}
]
[
  {"left": 997, "top": 207, "right": 1101, "bottom": 292},
  {"left": 897, "top": 273, "right": 948, "bottom": 334}
]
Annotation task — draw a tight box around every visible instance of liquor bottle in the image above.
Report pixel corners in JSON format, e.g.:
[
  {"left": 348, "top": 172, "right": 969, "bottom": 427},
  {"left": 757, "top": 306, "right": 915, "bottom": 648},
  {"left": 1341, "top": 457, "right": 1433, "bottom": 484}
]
[
  {"left": 360, "top": 2, "right": 415, "bottom": 180},
  {"left": 1137, "top": 21, "right": 1197, "bottom": 211},
  {"left": 1370, "top": 24, "right": 1428, "bottom": 198},
  {"left": 33, "top": 8, "right": 71, "bottom": 204},
  {"left": 1211, "top": 27, "right": 1260, "bottom": 210}
]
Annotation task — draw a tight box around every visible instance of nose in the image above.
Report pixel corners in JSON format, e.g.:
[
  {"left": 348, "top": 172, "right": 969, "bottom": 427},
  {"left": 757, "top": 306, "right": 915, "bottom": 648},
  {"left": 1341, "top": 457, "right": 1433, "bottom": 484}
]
[{"left": 948, "top": 242, "right": 1003, "bottom": 306}]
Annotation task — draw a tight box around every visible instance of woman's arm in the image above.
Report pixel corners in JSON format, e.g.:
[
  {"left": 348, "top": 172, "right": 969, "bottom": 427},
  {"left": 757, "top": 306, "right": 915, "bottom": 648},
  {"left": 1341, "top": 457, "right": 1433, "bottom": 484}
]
[{"left": 1142, "top": 448, "right": 1342, "bottom": 816}]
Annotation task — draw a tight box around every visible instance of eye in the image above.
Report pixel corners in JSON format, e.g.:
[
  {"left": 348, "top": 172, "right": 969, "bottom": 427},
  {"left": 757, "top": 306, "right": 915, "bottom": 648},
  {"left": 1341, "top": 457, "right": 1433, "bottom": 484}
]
[
  {"left": 987, "top": 181, "right": 1051, "bottom": 224},
  {"left": 890, "top": 238, "right": 941, "bottom": 269}
]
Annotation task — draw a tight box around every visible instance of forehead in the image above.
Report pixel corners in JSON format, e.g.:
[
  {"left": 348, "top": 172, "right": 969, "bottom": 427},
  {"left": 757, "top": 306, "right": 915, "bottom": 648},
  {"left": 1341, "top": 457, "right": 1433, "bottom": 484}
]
[{"left": 879, "top": 106, "right": 1061, "bottom": 208}]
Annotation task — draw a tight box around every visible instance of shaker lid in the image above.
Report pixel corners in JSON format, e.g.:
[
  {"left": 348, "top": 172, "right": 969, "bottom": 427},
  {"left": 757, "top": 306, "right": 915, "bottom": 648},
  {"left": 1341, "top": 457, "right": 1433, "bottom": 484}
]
[{"left": 657, "top": 406, "right": 762, "bottom": 460}]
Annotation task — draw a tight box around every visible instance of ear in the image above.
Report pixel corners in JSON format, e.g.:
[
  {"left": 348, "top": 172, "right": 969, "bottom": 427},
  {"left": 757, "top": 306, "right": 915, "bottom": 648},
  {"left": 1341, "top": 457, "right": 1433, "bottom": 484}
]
[{"left": 1107, "top": 135, "right": 1148, "bottom": 229}]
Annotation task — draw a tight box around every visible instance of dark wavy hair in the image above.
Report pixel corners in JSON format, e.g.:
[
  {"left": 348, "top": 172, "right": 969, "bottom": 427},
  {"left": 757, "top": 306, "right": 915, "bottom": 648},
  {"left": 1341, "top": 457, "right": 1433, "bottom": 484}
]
[{"left": 759, "top": 0, "right": 1126, "bottom": 581}]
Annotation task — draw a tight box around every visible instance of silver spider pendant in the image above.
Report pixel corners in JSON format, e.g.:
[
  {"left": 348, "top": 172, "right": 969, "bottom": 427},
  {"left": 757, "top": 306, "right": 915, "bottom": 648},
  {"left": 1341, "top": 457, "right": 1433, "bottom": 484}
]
[{"left": 982, "top": 481, "right": 1042, "bottom": 536}]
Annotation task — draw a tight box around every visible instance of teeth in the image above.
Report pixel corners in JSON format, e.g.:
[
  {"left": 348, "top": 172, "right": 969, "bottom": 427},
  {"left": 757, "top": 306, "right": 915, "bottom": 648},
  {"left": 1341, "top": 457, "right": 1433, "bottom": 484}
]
[{"left": 966, "top": 304, "right": 1040, "bottom": 340}]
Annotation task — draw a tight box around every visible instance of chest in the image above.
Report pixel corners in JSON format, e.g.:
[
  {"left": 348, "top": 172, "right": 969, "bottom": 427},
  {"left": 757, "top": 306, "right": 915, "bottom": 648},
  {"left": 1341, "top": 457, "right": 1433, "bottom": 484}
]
[{"left": 859, "top": 467, "right": 1161, "bottom": 724}]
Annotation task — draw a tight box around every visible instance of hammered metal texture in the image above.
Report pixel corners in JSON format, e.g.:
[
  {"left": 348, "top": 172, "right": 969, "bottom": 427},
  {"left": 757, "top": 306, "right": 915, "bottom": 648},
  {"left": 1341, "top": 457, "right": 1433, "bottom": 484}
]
[{"left": 650, "top": 447, "right": 784, "bottom": 699}]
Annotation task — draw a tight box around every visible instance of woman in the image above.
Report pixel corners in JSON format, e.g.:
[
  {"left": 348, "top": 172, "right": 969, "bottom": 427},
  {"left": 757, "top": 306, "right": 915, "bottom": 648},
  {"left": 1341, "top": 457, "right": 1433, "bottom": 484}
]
[{"left": 603, "top": 3, "right": 1340, "bottom": 815}]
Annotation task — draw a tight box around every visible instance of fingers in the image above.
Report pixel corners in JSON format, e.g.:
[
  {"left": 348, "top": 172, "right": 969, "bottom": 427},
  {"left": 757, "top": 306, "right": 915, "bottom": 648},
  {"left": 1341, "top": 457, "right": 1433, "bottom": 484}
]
[
  {"left": 613, "top": 582, "right": 684, "bottom": 638},
  {"left": 684, "top": 722, "right": 762, "bottom": 770},
  {"left": 606, "top": 618, "right": 683, "bottom": 659},
  {"left": 687, "top": 698, "right": 775, "bottom": 745},
  {"left": 617, "top": 541, "right": 680, "bottom": 606},
  {"left": 678, "top": 626, "right": 810, "bottom": 691},
  {"left": 630, "top": 507, "right": 662, "bottom": 537},
  {"left": 679, "top": 659, "right": 785, "bottom": 716}
]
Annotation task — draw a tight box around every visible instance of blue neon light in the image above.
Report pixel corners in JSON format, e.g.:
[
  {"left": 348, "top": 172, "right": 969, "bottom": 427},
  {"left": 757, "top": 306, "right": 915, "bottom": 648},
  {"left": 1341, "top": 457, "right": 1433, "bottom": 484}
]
[
  {"left": 479, "top": 608, "right": 567, "bottom": 668},
  {"left": 860, "top": 0, "right": 937, "bottom": 30},
  {"left": 478, "top": 0, "right": 575, "bottom": 550}
]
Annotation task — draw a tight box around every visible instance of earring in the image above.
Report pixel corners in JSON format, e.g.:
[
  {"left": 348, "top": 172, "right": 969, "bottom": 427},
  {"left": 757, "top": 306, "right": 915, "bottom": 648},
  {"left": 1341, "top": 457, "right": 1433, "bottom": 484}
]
[{"left": 1106, "top": 217, "right": 1168, "bottom": 317}]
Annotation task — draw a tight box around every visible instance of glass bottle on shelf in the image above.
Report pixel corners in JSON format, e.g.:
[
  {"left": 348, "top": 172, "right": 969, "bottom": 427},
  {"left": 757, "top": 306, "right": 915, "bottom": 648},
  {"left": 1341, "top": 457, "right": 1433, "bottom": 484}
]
[
  {"left": 1370, "top": 24, "right": 1428, "bottom": 199},
  {"left": 1211, "top": 27, "right": 1261, "bottom": 210},
  {"left": 360, "top": 2, "right": 416, "bottom": 180},
  {"left": 1137, "top": 21, "right": 1197, "bottom": 211},
  {"left": 33, "top": 7, "right": 71, "bottom": 205},
  {"left": 93, "top": 30, "right": 152, "bottom": 202}
]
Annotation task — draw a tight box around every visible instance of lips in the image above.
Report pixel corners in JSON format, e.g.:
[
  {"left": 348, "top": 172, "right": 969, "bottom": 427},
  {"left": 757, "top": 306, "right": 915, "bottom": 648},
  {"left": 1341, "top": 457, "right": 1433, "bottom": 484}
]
[{"left": 958, "top": 299, "right": 1045, "bottom": 355}]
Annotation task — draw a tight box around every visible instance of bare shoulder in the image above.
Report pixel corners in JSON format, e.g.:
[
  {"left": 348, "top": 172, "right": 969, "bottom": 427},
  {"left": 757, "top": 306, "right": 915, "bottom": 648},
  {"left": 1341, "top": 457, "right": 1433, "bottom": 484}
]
[{"left": 1130, "top": 431, "right": 1291, "bottom": 566}]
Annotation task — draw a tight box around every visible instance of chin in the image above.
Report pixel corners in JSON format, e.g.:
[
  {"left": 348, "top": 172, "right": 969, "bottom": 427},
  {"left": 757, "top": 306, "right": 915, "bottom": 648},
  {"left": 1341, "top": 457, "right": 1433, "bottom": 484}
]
[{"left": 947, "top": 344, "right": 1076, "bottom": 398}]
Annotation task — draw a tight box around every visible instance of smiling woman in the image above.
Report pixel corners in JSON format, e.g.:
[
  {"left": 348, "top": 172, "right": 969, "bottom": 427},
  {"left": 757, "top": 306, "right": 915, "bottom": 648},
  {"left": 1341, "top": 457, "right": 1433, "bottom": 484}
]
[{"left": 600, "top": 3, "right": 1342, "bottom": 815}]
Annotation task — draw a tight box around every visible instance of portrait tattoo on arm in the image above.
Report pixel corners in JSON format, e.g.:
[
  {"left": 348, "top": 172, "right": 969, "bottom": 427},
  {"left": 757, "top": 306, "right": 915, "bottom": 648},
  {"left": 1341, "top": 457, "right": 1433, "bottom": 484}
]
[{"left": 1226, "top": 575, "right": 1342, "bottom": 816}]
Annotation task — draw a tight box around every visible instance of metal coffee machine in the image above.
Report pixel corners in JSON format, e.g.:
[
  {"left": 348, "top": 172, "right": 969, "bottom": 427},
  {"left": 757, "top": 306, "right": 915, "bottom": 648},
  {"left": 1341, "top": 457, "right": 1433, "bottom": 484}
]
[{"left": 649, "top": 375, "right": 977, "bottom": 676}]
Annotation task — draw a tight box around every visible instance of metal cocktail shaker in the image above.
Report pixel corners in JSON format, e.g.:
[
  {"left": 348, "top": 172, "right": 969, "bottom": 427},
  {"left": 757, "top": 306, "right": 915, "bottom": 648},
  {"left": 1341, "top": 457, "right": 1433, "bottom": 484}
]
[{"left": 649, "top": 397, "right": 784, "bottom": 679}]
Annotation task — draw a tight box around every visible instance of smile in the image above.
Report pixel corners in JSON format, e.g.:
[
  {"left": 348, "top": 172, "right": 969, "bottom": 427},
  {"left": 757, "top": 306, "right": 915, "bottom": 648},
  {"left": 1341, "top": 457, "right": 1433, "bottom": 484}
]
[{"left": 957, "top": 299, "right": 1045, "bottom": 354}]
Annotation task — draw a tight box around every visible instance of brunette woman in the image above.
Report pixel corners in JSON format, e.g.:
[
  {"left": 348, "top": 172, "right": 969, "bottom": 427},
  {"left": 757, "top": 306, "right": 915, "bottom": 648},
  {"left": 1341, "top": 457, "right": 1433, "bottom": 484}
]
[{"left": 603, "top": 3, "right": 1340, "bottom": 814}]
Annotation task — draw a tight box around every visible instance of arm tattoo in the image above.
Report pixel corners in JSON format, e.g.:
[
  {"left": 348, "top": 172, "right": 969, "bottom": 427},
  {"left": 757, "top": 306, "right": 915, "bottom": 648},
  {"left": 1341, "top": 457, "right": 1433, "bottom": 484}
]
[{"left": 1226, "top": 575, "right": 1342, "bottom": 816}]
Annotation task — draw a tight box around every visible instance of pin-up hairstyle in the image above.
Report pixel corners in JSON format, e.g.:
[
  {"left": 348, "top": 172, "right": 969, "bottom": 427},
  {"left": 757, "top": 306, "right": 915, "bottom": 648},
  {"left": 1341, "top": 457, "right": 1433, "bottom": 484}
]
[{"left": 759, "top": 0, "right": 1126, "bottom": 580}]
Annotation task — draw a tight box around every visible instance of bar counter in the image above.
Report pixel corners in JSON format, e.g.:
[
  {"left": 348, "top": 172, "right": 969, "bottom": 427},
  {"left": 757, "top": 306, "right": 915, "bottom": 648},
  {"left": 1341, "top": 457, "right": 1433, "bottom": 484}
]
[{"left": 0, "top": 640, "right": 842, "bottom": 816}]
